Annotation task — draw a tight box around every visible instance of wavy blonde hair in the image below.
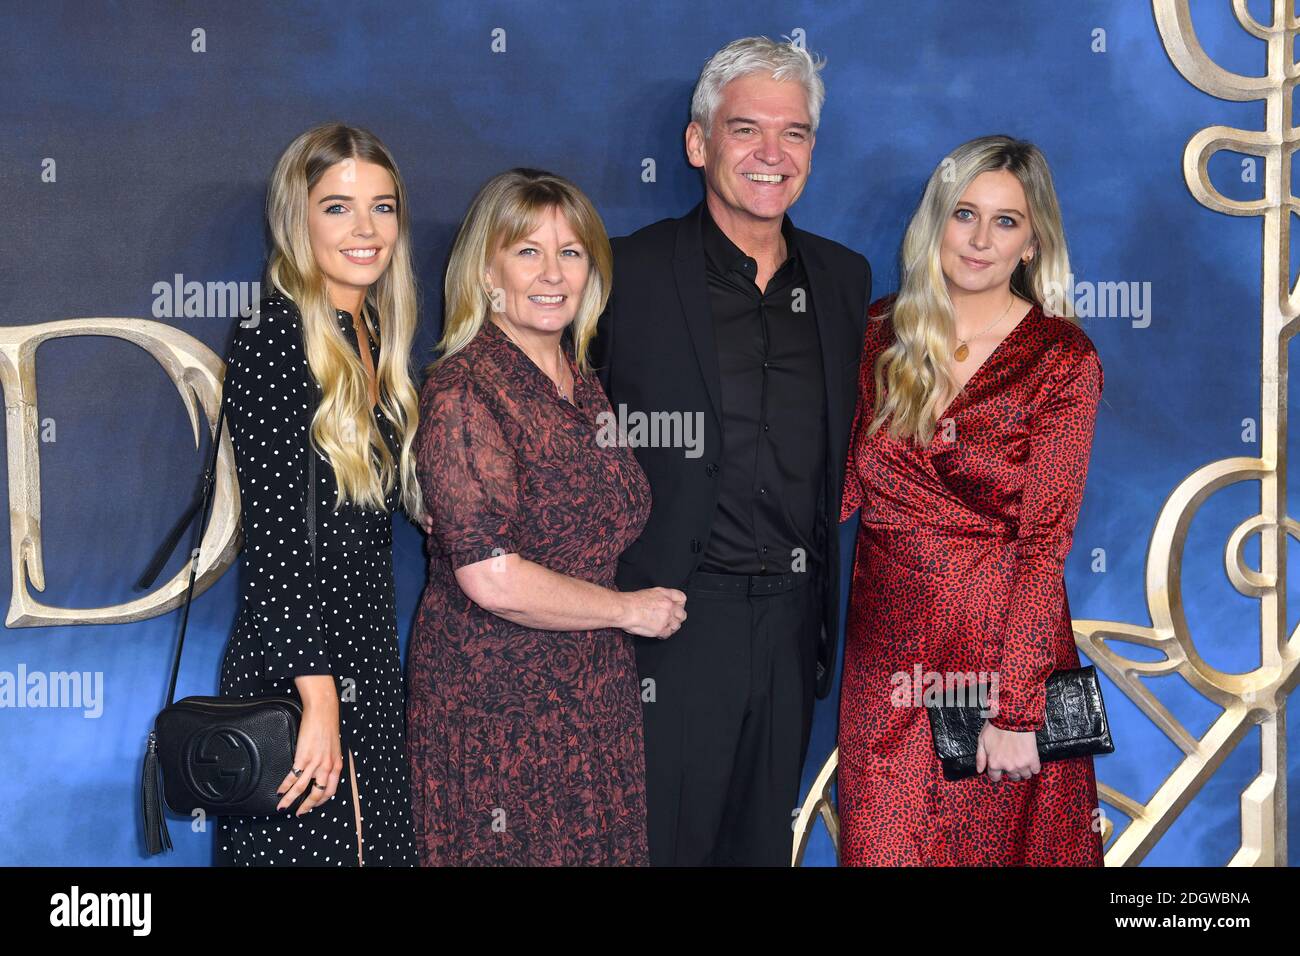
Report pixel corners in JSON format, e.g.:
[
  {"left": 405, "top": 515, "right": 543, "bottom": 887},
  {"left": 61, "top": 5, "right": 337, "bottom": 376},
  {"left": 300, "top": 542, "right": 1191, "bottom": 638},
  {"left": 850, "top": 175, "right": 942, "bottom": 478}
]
[
  {"left": 265, "top": 123, "right": 423, "bottom": 520},
  {"left": 871, "top": 135, "right": 1074, "bottom": 446},
  {"left": 434, "top": 168, "right": 612, "bottom": 375}
]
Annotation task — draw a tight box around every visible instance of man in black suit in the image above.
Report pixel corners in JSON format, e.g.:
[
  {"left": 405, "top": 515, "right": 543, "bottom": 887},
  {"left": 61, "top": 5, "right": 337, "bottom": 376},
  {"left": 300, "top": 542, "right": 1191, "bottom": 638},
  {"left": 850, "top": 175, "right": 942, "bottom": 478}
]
[{"left": 592, "top": 36, "right": 871, "bottom": 866}]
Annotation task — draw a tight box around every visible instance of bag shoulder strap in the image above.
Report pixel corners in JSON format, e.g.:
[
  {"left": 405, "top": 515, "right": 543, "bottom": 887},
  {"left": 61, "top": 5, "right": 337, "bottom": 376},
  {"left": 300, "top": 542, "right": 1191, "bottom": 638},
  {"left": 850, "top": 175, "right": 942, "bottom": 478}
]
[
  {"left": 148, "top": 318, "right": 317, "bottom": 707},
  {"left": 159, "top": 388, "right": 227, "bottom": 707}
]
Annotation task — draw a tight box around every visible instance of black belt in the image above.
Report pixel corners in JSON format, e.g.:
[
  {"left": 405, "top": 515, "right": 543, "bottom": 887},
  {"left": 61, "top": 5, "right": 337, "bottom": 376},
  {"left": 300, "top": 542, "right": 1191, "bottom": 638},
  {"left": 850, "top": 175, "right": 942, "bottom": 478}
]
[{"left": 686, "top": 570, "right": 809, "bottom": 596}]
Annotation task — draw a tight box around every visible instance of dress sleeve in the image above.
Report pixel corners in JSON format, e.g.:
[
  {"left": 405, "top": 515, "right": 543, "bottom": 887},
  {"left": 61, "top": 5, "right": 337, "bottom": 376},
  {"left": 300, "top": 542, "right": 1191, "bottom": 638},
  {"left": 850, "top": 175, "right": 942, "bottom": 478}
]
[
  {"left": 840, "top": 308, "right": 888, "bottom": 523},
  {"left": 839, "top": 361, "right": 867, "bottom": 522},
  {"left": 416, "top": 372, "right": 524, "bottom": 568},
  {"left": 989, "top": 342, "right": 1103, "bottom": 732},
  {"left": 224, "top": 306, "right": 331, "bottom": 679}
]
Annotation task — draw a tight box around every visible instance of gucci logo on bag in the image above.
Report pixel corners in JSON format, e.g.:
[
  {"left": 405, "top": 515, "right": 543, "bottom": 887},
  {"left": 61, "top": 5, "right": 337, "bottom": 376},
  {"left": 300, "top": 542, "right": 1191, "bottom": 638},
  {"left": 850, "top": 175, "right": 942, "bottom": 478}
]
[{"left": 185, "top": 727, "right": 261, "bottom": 804}]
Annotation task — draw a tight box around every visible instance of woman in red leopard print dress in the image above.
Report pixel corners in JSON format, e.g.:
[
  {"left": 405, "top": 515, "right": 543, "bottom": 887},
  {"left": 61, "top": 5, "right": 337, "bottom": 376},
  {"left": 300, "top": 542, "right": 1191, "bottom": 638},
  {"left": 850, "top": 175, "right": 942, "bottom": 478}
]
[{"left": 837, "top": 136, "right": 1106, "bottom": 866}]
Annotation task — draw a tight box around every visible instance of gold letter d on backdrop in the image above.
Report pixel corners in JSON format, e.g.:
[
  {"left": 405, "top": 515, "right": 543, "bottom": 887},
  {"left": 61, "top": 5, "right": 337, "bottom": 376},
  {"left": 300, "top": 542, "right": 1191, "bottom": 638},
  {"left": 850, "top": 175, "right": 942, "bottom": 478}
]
[{"left": 0, "top": 319, "right": 239, "bottom": 627}]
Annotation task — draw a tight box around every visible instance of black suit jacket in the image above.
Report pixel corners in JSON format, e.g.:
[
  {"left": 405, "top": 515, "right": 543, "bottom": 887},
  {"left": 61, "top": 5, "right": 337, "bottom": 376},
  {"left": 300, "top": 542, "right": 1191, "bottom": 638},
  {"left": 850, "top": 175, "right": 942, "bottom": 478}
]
[{"left": 592, "top": 201, "right": 871, "bottom": 699}]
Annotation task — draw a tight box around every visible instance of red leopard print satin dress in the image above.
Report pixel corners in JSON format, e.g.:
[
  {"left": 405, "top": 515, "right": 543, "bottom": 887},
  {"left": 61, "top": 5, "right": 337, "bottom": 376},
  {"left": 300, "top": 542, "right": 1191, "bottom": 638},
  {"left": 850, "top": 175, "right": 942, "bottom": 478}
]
[{"left": 837, "top": 296, "right": 1106, "bottom": 866}]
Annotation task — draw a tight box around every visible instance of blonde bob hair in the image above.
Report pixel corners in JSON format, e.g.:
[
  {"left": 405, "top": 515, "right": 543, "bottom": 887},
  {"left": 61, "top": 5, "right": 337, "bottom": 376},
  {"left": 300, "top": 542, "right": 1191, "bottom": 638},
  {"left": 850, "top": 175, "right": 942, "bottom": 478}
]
[
  {"left": 264, "top": 122, "right": 423, "bottom": 520},
  {"left": 435, "top": 168, "right": 612, "bottom": 376},
  {"left": 870, "top": 135, "right": 1074, "bottom": 447}
]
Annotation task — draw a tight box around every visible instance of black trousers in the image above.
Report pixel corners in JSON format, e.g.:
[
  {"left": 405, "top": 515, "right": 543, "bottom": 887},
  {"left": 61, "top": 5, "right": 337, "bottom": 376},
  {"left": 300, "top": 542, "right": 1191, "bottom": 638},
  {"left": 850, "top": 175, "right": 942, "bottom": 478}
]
[{"left": 633, "top": 572, "right": 818, "bottom": 866}]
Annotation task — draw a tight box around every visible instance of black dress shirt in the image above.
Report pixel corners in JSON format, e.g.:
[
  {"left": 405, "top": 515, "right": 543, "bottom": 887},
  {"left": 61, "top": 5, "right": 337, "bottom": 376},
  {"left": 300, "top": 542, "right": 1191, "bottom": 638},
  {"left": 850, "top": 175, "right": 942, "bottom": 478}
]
[{"left": 696, "top": 205, "right": 826, "bottom": 575}]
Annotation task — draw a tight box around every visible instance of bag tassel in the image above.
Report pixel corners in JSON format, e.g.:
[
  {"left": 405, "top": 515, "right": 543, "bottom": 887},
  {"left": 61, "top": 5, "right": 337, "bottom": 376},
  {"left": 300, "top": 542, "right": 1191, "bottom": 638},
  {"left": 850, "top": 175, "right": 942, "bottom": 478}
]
[{"left": 141, "top": 729, "right": 172, "bottom": 855}]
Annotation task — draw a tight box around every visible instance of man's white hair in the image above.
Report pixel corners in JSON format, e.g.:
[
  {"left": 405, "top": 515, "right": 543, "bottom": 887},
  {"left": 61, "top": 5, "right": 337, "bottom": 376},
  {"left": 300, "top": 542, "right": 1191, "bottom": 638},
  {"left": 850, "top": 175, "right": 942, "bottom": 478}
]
[{"left": 690, "top": 36, "right": 827, "bottom": 136}]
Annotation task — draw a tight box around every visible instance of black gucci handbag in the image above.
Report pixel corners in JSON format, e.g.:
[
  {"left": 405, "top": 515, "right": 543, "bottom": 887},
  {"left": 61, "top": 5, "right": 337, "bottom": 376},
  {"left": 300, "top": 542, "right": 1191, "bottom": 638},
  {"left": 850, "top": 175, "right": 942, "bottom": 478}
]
[
  {"left": 139, "top": 377, "right": 316, "bottom": 854},
  {"left": 924, "top": 665, "right": 1114, "bottom": 782}
]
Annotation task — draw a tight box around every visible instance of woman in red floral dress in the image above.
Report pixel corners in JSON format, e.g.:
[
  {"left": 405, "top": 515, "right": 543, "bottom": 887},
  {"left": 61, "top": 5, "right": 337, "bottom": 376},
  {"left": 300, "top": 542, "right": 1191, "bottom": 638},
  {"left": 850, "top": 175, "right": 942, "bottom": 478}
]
[
  {"left": 407, "top": 169, "right": 687, "bottom": 866},
  {"left": 838, "top": 136, "right": 1106, "bottom": 866}
]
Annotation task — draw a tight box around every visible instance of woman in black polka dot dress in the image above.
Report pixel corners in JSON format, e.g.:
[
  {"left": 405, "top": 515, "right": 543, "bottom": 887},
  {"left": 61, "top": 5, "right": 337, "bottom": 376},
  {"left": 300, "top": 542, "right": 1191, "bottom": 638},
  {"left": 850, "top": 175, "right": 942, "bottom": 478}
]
[{"left": 216, "top": 124, "right": 425, "bottom": 867}]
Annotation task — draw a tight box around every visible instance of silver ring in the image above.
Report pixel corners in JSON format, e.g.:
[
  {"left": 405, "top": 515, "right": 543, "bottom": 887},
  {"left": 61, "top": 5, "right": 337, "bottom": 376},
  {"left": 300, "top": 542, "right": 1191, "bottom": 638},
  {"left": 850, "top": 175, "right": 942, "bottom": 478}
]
[
  {"left": 313, "top": 783, "right": 327, "bottom": 791},
  {"left": 291, "top": 768, "right": 304, "bottom": 777}
]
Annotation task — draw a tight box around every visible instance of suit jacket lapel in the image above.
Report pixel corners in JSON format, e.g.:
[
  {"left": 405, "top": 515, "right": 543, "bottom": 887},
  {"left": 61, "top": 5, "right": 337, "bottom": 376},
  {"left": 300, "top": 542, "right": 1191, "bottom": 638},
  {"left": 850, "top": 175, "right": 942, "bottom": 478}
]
[
  {"left": 798, "top": 233, "right": 846, "bottom": 445},
  {"left": 672, "top": 203, "right": 723, "bottom": 428}
]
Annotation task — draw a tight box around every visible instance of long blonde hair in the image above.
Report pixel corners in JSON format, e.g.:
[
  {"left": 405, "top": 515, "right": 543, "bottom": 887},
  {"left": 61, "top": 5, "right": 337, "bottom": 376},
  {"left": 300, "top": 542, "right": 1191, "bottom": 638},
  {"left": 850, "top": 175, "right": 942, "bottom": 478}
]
[
  {"left": 265, "top": 122, "right": 423, "bottom": 520},
  {"left": 871, "top": 135, "right": 1074, "bottom": 446},
  {"left": 435, "top": 168, "right": 612, "bottom": 375}
]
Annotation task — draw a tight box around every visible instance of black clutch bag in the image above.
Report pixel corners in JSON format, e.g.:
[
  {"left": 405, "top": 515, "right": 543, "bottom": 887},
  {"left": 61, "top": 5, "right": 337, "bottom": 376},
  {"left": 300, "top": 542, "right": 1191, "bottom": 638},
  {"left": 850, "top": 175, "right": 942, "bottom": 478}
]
[
  {"left": 139, "top": 350, "right": 316, "bottom": 854},
  {"left": 924, "top": 665, "right": 1114, "bottom": 782}
]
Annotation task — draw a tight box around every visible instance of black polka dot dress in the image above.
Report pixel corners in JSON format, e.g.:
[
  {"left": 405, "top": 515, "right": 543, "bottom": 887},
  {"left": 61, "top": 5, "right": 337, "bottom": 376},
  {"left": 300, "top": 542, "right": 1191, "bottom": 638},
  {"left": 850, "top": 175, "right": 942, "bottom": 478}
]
[{"left": 216, "top": 291, "right": 417, "bottom": 867}]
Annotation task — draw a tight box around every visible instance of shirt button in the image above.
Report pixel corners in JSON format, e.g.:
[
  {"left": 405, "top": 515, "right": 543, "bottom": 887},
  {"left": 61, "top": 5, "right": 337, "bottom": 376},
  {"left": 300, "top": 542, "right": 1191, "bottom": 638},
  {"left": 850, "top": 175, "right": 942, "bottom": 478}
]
[
  {"left": 763, "top": 423, "right": 770, "bottom": 432},
  {"left": 759, "top": 487, "right": 767, "bottom": 496},
  {"left": 705, "top": 463, "right": 719, "bottom": 477},
  {"left": 689, "top": 539, "right": 702, "bottom": 554}
]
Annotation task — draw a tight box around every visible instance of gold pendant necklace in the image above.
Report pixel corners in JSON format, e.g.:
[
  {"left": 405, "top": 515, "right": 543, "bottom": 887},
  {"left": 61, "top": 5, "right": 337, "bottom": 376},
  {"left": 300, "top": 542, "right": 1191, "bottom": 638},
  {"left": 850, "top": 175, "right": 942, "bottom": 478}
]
[
  {"left": 555, "top": 351, "right": 571, "bottom": 402},
  {"left": 953, "top": 294, "right": 1015, "bottom": 362}
]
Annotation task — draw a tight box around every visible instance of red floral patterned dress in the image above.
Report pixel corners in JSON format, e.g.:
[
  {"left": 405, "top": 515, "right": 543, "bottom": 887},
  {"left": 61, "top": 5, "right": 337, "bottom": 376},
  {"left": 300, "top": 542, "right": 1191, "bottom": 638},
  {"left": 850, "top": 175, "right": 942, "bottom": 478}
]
[
  {"left": 837, "top": 296, "right": 1106, "bottom": 866},
  {"left": 407, "top": 320, "right": 651, "bottom": 866}
]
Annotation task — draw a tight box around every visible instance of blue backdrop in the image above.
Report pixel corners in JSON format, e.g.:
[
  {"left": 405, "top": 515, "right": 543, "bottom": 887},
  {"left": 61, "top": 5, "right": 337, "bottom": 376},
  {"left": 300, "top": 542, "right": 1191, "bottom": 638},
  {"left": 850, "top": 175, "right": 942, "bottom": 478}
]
[{"left": 0, "top": 0, "right": 1295, "bottom": 866}]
